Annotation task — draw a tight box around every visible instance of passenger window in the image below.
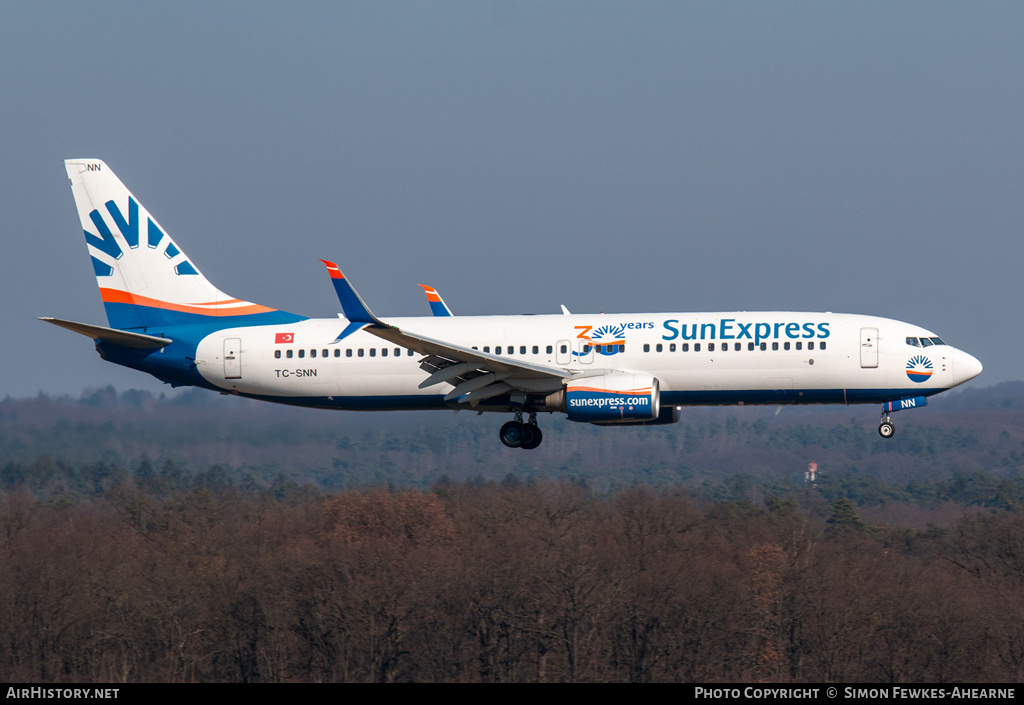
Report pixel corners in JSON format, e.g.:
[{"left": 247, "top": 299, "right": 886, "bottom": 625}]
[
  {"left": 382, "top": 348, "right": 388, "bottom": 357},
  {"left": 358, "top": 349, "right": 364, "bottom": 357},
  {"left": 287, "top": 350, "right": 293, "bottom": 359},
  {"left": 323, "top": 349, "right": 329, "bottom": 357},
  {"left": 370, "top": 348, "right": 376, "bottom": 357},
  {"left": 310, "top": 349, "right": 316, "bottom": 358},
  {"left": 532, "top": 345, "right": 539, "bottom": 354},
  {"left": 784, "top": 342, "right": 790, "bottom": 351},
  {"left": 808, "top": 342, "right": 814, "bottom": 351},
  {"left": 772, "top": 342, "right": 779, "bottom": 351},
  {"left": 346, "top": 349, "right": 352, "bottom": 357},
  {"left": 682, "top": 343, "right": 689, "bottom": 352},
  {"left": 695, "top": 343, "right": 701, "bottom": 352},
  {"left": 274, "top": 350, "right": 281, "bottom": 359},
  {"left": 820, "top": 342, "right": 827, "bottom": 350},
  {"left": 299, "top": 349, "right": 305, "bottom": 358},
  {"left": 483, "top": 346, "right": 490, "bottom": 353},
  {"left": 734, "top": 343, "right": 741, "bottom": 351},
  {"left": 796, "top": 342, "right": 802, "bottom": 351},
  {"left": 708, "top": 343, "right": 715, "bottom": 352},
  {"left": 560, "top": 344, "right": 567, "bottom": 354},
  {"left": 760, "top": 343, "right": 767, "bottom": 351},
  {"left": 748, "top": 342, "right": 754, "bottom": 351},
  {"left": 395, "top": 348, "right": 401, "bottom": 356},
  {"left": 656, "top": 343, "right": 663, "bottom": 352},
  {"left": 644, "top": 343, "right": 650, "bottom": 352},
  {"left": 669, "top": 343, "right": 676, "bottom": 352},
  {"left": 546, "top": 345, "right": 553, "bottom": 354},
  {"left": 520, "top": 345, "right": 527, "bottom": 354}
]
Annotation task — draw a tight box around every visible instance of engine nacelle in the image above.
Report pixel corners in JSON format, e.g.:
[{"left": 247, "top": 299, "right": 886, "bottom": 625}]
[
  {"left": 550, "top": 373, "right": 660, "bottom": 423},
  {"left": 591, "top": 404, "right": 680, "bottom": 426}
]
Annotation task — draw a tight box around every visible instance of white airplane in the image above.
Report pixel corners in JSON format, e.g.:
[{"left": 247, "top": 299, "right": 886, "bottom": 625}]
[{"left": 43, "top": 159, "right": 983, "bottom": 449}]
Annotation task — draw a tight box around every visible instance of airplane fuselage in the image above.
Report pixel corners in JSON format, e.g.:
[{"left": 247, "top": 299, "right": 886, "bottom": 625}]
[{"left": 171, "top": 310, "right": 977, "bottom": 411}]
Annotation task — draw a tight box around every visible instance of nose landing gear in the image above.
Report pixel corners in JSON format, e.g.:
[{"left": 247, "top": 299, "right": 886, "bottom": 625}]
[
  {"left": 877, "top": 396, "right": 928, "bottom": 439},
  {"left": 499, "top": 410, "right": 543, "bottom": 449}
]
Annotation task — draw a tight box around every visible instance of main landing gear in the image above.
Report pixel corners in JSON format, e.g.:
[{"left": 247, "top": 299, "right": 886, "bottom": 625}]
[
  {"left": 500, "top": 410, "right": 543, "bottom": 449},
  {"left": 878, "top": 412, "right": 895, "bottom": 439}
]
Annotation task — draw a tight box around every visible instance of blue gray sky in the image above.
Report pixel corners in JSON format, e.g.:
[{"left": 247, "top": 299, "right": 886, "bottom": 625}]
[{"left": 3, "top": 1, "right": 1021, "bottom": 398}]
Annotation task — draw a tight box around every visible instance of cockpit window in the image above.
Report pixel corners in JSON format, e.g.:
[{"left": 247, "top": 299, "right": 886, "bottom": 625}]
[{"left": 908, "top": 336, "right": 948, "bottom": 347}]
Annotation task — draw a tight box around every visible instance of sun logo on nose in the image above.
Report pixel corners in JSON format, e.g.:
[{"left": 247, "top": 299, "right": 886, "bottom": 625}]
[{"left": 906, "top": 355, "right": 933, "bottom": 383}]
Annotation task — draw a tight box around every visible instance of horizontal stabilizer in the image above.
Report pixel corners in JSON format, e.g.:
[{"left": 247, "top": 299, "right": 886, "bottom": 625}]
[{"left": 38, "top": 317, "right": 172, "bottom": 349}]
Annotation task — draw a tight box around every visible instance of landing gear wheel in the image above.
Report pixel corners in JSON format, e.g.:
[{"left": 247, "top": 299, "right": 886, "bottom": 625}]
[
  {"left": 879, "top": 421, "right": 895, "bottom": 439},
  {"left": 521, "top": 425, "right": 543, "bottom": 450},
  {"left": 500, "top": 421, "right": 525, "bottom": 448}
]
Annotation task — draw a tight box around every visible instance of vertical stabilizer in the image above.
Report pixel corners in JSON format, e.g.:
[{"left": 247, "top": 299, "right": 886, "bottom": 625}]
[{"left": 65, "top": 159, "right": 298, "bottom": 331}]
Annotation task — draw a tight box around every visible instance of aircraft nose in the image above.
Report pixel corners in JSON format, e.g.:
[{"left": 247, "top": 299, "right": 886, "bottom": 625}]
[{"left": 955, "top": 349, "right": 983, "bottom": 385}]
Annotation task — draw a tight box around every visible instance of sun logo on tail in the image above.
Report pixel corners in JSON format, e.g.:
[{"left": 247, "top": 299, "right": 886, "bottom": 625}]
[
  {"left": 84, "top": 197, "right": 199, "bottom": 278},
  {"left": 906, "top": 355, "right": 933, "bottom": 383}
]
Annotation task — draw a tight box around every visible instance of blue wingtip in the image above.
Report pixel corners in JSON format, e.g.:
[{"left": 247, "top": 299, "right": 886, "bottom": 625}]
[{"left": 321, "top": 260, "right": 376, "bottom": 324}]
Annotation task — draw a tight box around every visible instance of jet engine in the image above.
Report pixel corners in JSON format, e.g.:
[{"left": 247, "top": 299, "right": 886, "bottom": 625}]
[{"left": 545, "top": 373, "right": 660, "bottom": 423}]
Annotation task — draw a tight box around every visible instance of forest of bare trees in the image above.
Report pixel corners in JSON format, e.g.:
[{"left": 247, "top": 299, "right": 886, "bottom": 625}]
[
  {"left": 3, "top": 385, "right": 1024, "bottom": 681},
  {"left": 3, "top": 479, "right": 1024, "bottom": 683}
]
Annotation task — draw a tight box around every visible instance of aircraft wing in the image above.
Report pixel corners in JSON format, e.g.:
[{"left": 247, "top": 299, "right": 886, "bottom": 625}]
[{"left": 321, "top": 260, "right": 574, "bottom": 403}]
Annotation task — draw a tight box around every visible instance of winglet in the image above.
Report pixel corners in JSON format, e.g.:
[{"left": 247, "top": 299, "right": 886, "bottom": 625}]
[
  {"left": 418, "top": 284, "right": 454, "bottom": 317},
  {"left": 320, "top": 260, "right": 381, "bottom": 325}
]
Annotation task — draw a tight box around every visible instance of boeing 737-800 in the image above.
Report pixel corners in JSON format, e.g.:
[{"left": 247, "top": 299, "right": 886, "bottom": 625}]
[{"left": 42, "top": 160, "right": 983, "bottom": 449}]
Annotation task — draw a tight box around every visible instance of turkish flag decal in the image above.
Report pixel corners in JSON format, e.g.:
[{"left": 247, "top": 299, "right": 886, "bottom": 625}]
[{"left": 275, "top": 332, "right": 294, "bottom": 344}]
